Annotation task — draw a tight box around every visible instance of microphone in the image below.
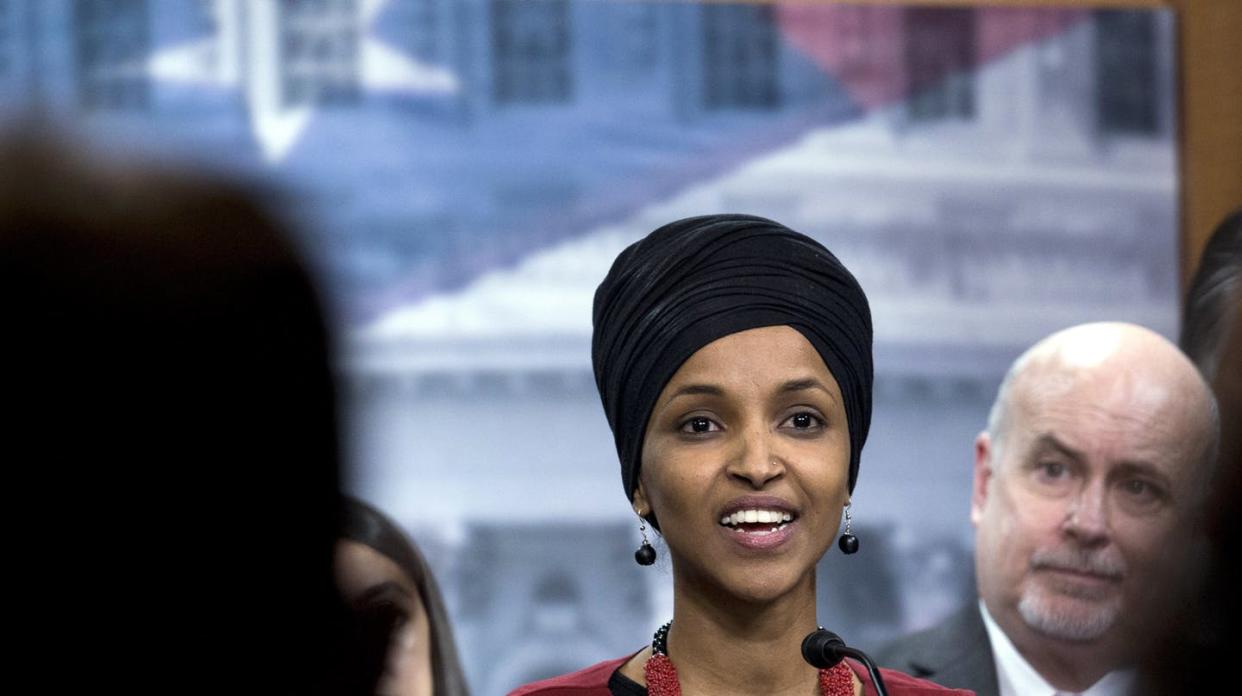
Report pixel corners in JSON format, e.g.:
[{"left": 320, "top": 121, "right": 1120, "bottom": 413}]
[{"left": 801, "top": 629, "right": 889, "bottom": 696}]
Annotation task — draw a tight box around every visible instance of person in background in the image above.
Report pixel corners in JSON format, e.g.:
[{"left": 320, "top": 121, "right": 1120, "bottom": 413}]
[
  {"left": 2, "top": 132, "right": 382, "bottom": 693},
  {"left": 1142, "top": 208, "right": 1241, "bottom": 694},
  {"left": 876, "top": 323, "right": 1219, "bottom": 696},
  {"left": 511, "top": 214, "right": 972, "bottom": 696},
  {"left": 338, "top": 497, "right": 471, "bottom": 696},
  {"left": 1180, "top": 207, "right": 1241, "bottom": 381}
]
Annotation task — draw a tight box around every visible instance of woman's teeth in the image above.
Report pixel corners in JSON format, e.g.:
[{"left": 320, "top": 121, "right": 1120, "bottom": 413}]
[{"left": 719, "top": 509, "right": 794, "bottom": 528}]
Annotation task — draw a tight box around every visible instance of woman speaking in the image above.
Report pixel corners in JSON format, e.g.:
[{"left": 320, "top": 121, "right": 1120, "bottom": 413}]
[{"left": 510, "top": 215, "right": 971, "bottom": 696}]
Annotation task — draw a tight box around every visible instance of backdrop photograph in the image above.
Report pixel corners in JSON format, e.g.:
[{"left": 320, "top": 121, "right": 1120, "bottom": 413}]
[{"left": 0, "top": 2, "right": 1179, "bottom": 693}]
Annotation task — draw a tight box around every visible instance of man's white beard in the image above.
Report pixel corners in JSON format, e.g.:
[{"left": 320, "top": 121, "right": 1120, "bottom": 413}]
[{"left": 1017, "top": 587, "right": 1121, "bottom": 642}]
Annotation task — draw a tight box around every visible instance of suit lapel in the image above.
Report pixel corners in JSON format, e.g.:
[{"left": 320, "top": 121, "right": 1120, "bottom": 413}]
[{"left": 909, "top": 605, "right": 1001, "bottom": 696}]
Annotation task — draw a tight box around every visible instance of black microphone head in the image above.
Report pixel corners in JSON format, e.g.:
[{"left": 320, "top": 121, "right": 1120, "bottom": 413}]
[{"left": 801, "top": 628, "right": 847, "bottom": 669}]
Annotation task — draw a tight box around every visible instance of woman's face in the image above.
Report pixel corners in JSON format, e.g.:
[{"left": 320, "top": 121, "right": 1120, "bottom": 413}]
[
  {"left": 635, "top": 325, "right": 851, "bottom": 604},
  {"left": 335, "top": 540, "right": 434, "bottom": 696}
]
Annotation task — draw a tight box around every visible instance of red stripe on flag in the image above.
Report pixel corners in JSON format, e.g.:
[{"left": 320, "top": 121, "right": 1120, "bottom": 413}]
[{"left": 775, "top": 5, "right": 1088, "bottom": 109}]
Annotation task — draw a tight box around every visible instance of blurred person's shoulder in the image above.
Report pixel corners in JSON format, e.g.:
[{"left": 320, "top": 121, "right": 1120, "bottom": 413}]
[
  {"left": 874, "top": 604, "right": 995, "bottom": 695},
  {"left": 865, "top": 663, "right": 977, "bottom": 695},
  {"left": 508, "top": 656, "right": 630, "bottom": 696}
]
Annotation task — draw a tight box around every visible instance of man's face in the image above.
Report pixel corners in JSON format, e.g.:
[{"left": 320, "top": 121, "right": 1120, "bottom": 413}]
[{"left": 972, "top": 364, "right": 1211, "bottom": 648}]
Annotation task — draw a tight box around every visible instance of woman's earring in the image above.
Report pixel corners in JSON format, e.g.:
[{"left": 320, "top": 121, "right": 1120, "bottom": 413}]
[
  {"left": 635, "top": 516, "right": 657, "bottom": 566},
  {"left": 838, "top": 501, "right": 859, "bottom": 554}
]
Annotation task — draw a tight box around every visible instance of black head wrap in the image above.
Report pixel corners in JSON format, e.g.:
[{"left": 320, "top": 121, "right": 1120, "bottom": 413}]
[{"left": 592, "top": 214, "right": 873, "bottom": 516}]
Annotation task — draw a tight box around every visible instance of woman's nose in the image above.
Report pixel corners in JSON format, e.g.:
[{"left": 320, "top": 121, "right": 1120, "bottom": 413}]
[{"left": 726, "top": 425, "right": 785, "bottom": 488}]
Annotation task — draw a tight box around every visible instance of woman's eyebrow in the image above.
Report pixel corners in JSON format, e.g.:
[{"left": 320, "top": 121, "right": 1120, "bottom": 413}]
[
  {"left": 656, "top": 383, "right": 725, "bottom": 415},
  {"left": 778, "top": 378, "right": 834, "bottom": 399},
  {"left": 357, "top": 581, "right": 411, "bottom": 604},
  {"left": 666, "top": 383, "right": 724, "bottom": 401}
]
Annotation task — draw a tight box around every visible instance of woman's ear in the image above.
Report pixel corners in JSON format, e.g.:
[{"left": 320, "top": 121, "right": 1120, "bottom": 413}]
[{"left": 632, "top": 478, "right": 651, "bottom": 518}]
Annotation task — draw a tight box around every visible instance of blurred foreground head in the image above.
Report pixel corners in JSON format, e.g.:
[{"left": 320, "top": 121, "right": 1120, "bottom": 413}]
[{"left": 1, "top": 133, "right": 373, "bottom": 692}]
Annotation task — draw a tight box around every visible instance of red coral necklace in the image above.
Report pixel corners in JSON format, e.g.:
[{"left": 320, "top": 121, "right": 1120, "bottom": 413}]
[{"left": 643, "top": 621, "right": 855, "bottom": 696}]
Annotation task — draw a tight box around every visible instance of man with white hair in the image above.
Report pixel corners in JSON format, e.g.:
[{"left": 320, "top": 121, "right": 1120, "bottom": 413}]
[{"left": 877, "top": 322, "right": 1218, "bottom": 696}]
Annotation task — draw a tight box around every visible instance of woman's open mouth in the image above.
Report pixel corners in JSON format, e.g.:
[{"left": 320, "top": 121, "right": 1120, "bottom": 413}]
[
  {"left": 720, "top": 508, "right": 793, "bottom": 534},
  {"left": 717, "top": 504, "right": 798, "bottom": 550}
]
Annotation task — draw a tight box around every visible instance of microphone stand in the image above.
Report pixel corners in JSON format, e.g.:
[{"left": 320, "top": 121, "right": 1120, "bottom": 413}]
[{"left": 801, "top": 628, "right": 889, "bottom": 696}]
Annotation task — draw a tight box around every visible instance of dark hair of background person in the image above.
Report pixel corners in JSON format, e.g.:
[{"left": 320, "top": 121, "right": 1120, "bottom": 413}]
[
  {"left": 1143, "top": 210, "right": 1242, "bottom": 695},
  {"left": 1180, "top": 208, "right": 1242, "bottom": 380},
  {"left": 342, "top": 497, "right": 472, "bottom": 696},
  {"left": 1, "top": 131, "right": 382, "bottom": 693}
]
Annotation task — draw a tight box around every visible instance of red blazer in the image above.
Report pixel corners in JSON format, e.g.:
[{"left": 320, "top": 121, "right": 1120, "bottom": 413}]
[{"left": 509, "top": 655, "right": 976, "bottom": 695}]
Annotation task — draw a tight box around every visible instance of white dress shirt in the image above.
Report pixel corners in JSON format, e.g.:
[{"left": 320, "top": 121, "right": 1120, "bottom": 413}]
[{"left": 978, "top": 601, "right": 1136, "bottom": 696}]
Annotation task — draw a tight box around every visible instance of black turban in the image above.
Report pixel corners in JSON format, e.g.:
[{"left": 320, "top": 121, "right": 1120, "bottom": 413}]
[{"left": 592, "top": 214, "right": 873, "bottom": 511}]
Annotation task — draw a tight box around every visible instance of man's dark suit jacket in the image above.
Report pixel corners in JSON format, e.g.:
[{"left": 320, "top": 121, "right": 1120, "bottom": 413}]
[{"left": 874, "top": 604, "right": 1000, "bottom": 696}]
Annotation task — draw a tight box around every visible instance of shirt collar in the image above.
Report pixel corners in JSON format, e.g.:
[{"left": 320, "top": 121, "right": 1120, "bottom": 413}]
[{"left": 978, "top": 600, "right": 1136, "bottom": 696}]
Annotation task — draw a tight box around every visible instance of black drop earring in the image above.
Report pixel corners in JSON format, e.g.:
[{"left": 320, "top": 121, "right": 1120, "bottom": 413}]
[
  {"left": 838, "top": 501, "right": 859, "bottom": 554},
  {"left": 635, "top": 516, "right": 657, "bottom": 566}
]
